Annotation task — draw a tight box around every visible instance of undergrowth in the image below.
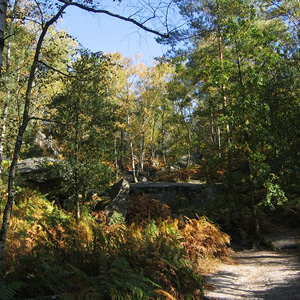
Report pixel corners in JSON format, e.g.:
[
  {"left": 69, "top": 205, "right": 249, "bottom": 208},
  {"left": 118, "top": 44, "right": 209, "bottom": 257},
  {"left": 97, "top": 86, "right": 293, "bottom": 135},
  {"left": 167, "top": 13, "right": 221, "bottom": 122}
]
[{"left": 1, "top": 188, "right": 232, "bottom": 299}]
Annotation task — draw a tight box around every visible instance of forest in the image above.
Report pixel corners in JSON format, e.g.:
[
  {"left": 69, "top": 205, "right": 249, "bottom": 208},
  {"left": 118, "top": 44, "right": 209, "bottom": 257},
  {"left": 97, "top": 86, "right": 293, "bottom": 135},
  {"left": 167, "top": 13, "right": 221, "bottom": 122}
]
[{"left": 0, "top": 0, "right": 299, "bottom": 299}]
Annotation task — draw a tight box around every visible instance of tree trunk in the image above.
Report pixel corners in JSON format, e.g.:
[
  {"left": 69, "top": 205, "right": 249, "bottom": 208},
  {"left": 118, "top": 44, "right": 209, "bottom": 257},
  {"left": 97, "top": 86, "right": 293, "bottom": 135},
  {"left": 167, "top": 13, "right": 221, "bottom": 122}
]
[
  {"left": 0, "top": 0, "right": 8, "bottom": 73},
  {"left": 74, "top": 99, "right": 80, "bottom": 222},
  {"left": 119, "top": 129, "right": 125, "bottom": 170},
  {"left": 150, "top": 116, "right": 157, "bottom": 161},
  {"left": 75, "top": 190, "right": 80, "bottom": 222},
  {"left": 161, "top": 111, "right": 166, "bottom": 166},
  {"left": 0, "top": 118, "right": 28, "bottom": 275},
  {"left": 216, "top": 2, "right": 233, "bottom": 178},
  {"left": 235, "top": 39, "right": 260, "bottom": 237},
  {"left": 129, "top": 137, "right": 138, "bottom": 182},
  {"left": 210, "top": 111, "right": 217, "bottom": 145},
  {"left": 247, "top": 160, "right": 260, "bottom": 237},
  {"left": 0, "top": 1, "right": 18, "bottom": 177},
  {"left": 186, "top": 127, "right": 192, "bottom": 167},
  {"left": 126, "top": 98, "right": 138, "bottom": 183},
  {"left": 217, "top": 125, "right": 221, "bottom": 157},
  {"left": 139, "top": 132, "right": 145, "bottom": 172},
  {"left": 0, "top": 95, "right": 9, "bottom": 177},
  {"left": 114, "top": 136, "right": 118, "bottom": 168},
  {"left": 0, "top": 3, "right": 70, "bottom": 278}
]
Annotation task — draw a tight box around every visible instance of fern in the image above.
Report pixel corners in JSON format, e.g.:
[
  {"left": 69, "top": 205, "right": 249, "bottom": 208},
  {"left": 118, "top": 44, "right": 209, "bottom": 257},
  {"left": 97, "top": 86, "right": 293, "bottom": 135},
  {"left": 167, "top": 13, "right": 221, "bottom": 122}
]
[
  {"left": 0, "top": 281, "right": 24, "bottom": 300},
  {"left": 98, "top": 256, "right": 159, "bottom": 299}
]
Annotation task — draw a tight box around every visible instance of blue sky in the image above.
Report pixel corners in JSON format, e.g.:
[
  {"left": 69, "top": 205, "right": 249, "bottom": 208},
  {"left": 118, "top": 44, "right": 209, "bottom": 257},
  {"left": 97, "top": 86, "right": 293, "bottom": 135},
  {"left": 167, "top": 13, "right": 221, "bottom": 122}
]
[{"left": 59, "top": 6, "right": 170, "bottom": 65}]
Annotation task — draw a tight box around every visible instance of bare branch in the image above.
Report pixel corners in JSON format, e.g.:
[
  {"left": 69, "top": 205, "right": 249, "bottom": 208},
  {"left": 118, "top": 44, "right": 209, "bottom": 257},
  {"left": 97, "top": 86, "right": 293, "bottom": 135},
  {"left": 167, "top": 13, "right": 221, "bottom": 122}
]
[
  {"left": 165, "top": 0, "right": 174, "bottom": 33},
  {"left": 3, "top": 33, "right": 14, "bottom": 41},
  {"left": 58, "top": 0, "right": 170, "bottom": 38},
  {"left": 128, "top": 8, "right": 143, "bottom": 19},
  {"left": 33, "top": 0, "right": 45, "bottom": 27}
]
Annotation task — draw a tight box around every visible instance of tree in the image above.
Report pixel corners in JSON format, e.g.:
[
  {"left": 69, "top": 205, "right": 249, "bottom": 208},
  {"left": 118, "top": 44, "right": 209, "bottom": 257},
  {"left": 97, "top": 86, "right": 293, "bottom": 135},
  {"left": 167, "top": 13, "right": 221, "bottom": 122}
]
[
  {"left": 50, "top": 50, "right": 117, "bottom": 221},
  {"left": 0, "top": 0, "right": 180, "bottom": 277},
  {"left": 0, "top": 1, "right": 72, "bottom": 276},
  {"left": 109, "top": 54, "right": 175, "bottom": 178},
  {"left": 165, "top": 0, "right": 299, "bottom": 236}
]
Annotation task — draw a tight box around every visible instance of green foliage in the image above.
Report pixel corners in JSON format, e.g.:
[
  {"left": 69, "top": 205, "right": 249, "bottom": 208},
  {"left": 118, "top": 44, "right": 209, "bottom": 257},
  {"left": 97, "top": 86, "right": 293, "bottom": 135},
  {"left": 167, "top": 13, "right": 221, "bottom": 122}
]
[
  {"left": 47, "top": 50, "right": 118, "bottom": 217},
  {"left": 108, "top": 211, "right": 126, "bottom": 225},
  {"left": 163, "top": 0, "right": 300, "bottom": 236},
  {"left": 0, "top": 281, "right": 24, "bottom": 300},
  {"left": 264, "top": 174, "right": 288, "bottom": 210},
  {"left": 42, "top": 159, "right": 114, "bottom": 205},
  {"left": 97, "top": 256, "right": 159, "bottom": 299}
]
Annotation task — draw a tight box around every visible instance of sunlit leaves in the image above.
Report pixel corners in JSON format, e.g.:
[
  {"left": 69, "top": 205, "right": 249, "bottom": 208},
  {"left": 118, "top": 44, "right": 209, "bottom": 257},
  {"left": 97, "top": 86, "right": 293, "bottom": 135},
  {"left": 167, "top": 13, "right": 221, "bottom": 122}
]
[{"left": 49, "top": 50, "right": 118, "bottom": 208}]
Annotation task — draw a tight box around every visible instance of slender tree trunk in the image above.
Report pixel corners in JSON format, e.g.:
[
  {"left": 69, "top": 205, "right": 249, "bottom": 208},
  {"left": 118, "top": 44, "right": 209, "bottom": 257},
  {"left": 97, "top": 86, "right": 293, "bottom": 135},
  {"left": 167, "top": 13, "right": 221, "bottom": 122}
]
[
  {"left": 217, "top": 125, "right": 221, "bottom": 157},
  {"left": 161, "top": 111, "right": 166, "bottom": 166},
  {"left": 125, "top": 98, "right": 138, "bottom": 183},
  {"left": 0, "top": 94, "right": 9, "bottom": 176},
  {"left": 235, "top": 40, "right": 246, "bottom": 99},
  {"left": 139, "top": 132, "right": 145, "bottom": 172},
  {"left": 218, "top": 36, "right": 228, "bottom": 112},
  {"left": 187, "top": 129, "right": 191, "bottom": 168},
  {"left": 129, "top": 137, "right": 137, "bottom": 182},
  {"left": 74, "top": 155, "right": 80, "bottom": 223},
  {"left": 119, "top": 129, "right": 125, "bottom": 170},
  {"left": 234, "top": 39, "right": 260, "bottom": 237},
  {"left": 217, "top": 33, "right": 229, "bottom": 157},
  {"left": 74, "top": 99, "right": 80, "bottom": 222},
  {"left": 0, "top": 3, "right": 70, "bottom": 278},
  {"left": 247, "top": 160, "right": 260, "bottom": 237},
  {"left": 150, "top": 116, "right": 157, "bottom": 161},
  {"left": 138, "top": 112, "right": 146, "bottom": 172},
  {"left": 0, "top": 1, "right": 18, "bottom": 177},
  {"left": 0, "top": 0, "right": 8, "bottom": 73},
  {"left": 210, "top": 111, "right": 217, "bottom": 145},
  {"left": 114, "top": 136, "right": 118, "bottom": 168},
  {"left": 216, "top": 2, "right": 233, "bottom": 180}
]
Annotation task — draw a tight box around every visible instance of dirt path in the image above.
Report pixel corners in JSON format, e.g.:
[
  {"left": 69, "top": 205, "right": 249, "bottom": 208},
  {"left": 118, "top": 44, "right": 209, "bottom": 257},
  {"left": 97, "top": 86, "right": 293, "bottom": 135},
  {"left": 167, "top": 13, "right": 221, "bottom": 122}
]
[{"left": 204, "top": 229, "right": 300, "bottom": 300}]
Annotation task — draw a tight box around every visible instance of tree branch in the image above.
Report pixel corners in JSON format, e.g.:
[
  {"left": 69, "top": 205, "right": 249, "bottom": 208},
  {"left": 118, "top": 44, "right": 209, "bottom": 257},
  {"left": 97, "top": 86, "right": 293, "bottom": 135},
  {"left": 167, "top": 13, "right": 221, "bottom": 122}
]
[
  {"left": 38, "top": 60, "right": 91, "bottom": 82},
  {"left": 58, "top": 0, "right": 170, "bottom": 38},
  {"left": 38, "top": 60, "right": 76, "bottom": 79},
  {"left": 270, "top": 0, "right": 299, "bottom": 29}
]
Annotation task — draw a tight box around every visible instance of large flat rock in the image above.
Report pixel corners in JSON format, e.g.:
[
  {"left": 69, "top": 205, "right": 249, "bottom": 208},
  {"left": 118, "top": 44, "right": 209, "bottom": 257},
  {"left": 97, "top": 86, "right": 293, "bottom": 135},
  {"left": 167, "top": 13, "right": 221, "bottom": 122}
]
[
  {"left": 130, "top": 181, "right": 209, "bottom": 191},
  {"left": 130, "top": 181, "right": 223, "bottom": 206},
  {"left": 16, "top": 157, "right": 57, "bottom": 174}
]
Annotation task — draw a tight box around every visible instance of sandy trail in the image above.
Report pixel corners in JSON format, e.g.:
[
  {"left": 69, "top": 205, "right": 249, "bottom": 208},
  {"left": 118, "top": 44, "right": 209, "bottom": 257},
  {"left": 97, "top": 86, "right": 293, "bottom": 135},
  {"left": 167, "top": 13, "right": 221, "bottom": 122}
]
[{"left": 204, "top": 230, "right": 300, "bottom": 300}]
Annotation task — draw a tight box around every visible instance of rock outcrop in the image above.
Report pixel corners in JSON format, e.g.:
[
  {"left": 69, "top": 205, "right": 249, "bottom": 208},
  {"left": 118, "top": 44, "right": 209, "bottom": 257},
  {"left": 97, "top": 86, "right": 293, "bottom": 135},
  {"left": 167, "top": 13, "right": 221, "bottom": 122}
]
[
  {"left": 130, "top": 181, "right": 219, "bottom": 207},
  {"left": 103, "top": 179, "right": 223, "bottom": 225},
  {"left": 105, "top": 178, "right": 130, "bottom": 225},
  {"left": 16, "top": 157, "right": 57, "bottom": 174}
]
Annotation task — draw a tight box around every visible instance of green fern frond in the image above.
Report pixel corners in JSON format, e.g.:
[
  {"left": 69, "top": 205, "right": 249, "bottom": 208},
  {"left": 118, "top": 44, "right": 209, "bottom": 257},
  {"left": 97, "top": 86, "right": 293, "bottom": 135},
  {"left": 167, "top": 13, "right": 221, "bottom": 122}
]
[
  {"left": 0, "top": 281, "right": 24, "bottom": 300},
  {"left": 98, "top": 256, "right": 158, "bottom": 299}
]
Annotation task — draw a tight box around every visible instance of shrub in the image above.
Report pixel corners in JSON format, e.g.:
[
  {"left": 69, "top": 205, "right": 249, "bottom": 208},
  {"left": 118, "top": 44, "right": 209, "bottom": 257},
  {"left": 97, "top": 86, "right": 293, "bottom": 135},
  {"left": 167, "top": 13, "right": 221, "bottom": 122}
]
[
  {"left": 126, "top": 194, "right": 171, "bottom": 224},
  {"left": 2, "top": 189, "right": 232, "bottom": 299}
]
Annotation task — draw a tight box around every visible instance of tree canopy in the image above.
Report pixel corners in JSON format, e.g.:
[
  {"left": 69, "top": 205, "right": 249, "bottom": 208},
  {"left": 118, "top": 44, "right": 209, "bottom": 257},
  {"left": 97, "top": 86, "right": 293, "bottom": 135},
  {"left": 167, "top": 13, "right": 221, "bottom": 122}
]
[{"left": 0, "top": 0, "right": 299, "bottom": 297}]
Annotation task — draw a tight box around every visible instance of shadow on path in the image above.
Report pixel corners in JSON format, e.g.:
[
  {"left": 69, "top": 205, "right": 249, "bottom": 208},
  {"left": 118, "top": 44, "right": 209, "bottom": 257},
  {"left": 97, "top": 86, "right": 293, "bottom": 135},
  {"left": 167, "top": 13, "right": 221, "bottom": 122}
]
[{"left": 204, "top": 249, "right": 300, "bottom": 300}]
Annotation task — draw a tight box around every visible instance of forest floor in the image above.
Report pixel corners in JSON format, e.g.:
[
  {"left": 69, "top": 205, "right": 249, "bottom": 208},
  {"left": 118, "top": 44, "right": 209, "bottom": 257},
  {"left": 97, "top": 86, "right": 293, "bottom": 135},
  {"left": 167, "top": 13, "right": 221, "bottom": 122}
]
[{"left": 204, "top": 226, "right": 300, "bottom": 299}]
